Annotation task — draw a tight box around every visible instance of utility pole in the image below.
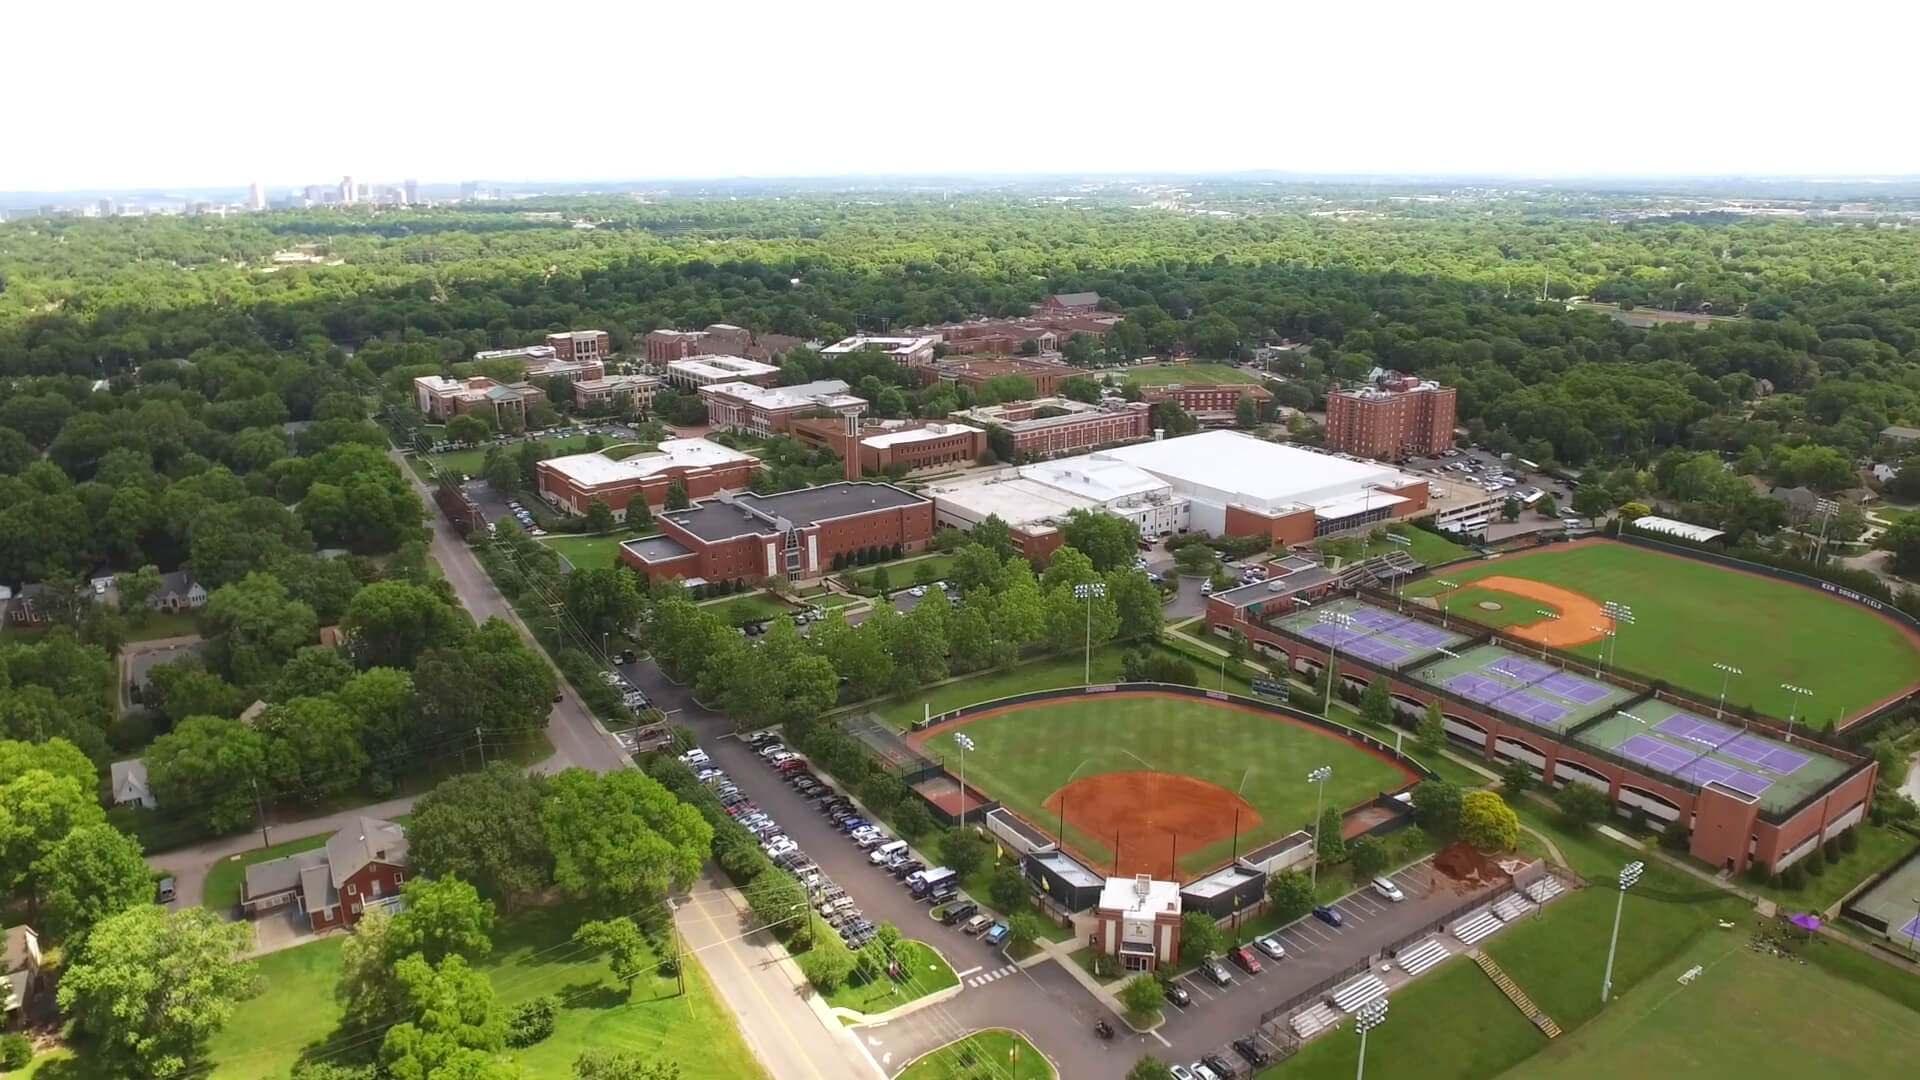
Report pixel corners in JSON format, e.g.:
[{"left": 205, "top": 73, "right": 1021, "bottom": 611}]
[
  {"left": 251, "top": 777, "right": 271, "bottom": 849},
  {"left": 475, "top": 726, "right": 486, "bottom": 768}
]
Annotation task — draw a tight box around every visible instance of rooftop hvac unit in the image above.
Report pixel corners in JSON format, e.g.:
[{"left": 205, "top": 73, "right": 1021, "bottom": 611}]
[{"left": 1134, "top": 873, "right": 1152, "bottom": 897}]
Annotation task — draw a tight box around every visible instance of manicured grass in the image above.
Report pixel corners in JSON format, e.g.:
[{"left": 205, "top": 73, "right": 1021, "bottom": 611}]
[
  {"left": 1510, "top": 934, "right": 1920, "bottom": 1079},
  {"left": 920, "top": 694, "right": 1412, "bottom": 874},
  {"left": 897, "top": 1029, "right": 1054, "bottom": 1080},
  {"left": 1431, "top": 585, "right": 1554, "bottom": 630},
  {"left": 119, "top": 610, "right": 203, "bottom": 642},
  {"left": 539, "top": 530, "right": 653, "bottom": 570},
  {"left": 1069, "top": 944, "right": 1123, "bottom": 985},
  {"left": 1402, "top": 541, "right": 1920, "bottom": 723},
  {"left": 1728, "top": 823, "right": 1917, "bottom": 914},
  {"left": 1278, "top": 956, "right": 1544, "bottom": 1079},
  {"left": 1122, "top": 363, "right": 1252, "bottom": 386},
  {"left": 699, "top": 591, "right": 794, "bottom": 627},
  {"left": 871, "top": 649, "right": 1131, "bottom": 730},
  {"left": 201, "top": 905, "right": 768, "bottom": 1080},
  {"left": 410, "top": 434, "right": 602, "bottom": 482},
  {"left": 824, "top": 940, "right": 958, "bottom": 1014},
  {"left": 849, "top": 554, "right": 958, "bottom": 594}
]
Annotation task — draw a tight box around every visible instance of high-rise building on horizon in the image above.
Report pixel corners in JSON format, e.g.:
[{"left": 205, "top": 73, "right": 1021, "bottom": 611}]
[
  {"left": 460, "top": 181, "right": 479, "bottom": 201},
  {"left": 97, "top": 198, "right": 115, "bottom": 217},
  {"left": 403, "top": 178, "right": 420, "bottom": 205},
  {"left": 248, "top": 181, "right": 266, "bottom": 211},
  {"left": 339, "top": 176, "right": 355, "bottom": 204}
]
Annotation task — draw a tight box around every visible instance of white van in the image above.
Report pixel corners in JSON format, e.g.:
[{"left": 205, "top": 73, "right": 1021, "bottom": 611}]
[{"left": 870, "top": 839, "right": 909, "bottom": 865}]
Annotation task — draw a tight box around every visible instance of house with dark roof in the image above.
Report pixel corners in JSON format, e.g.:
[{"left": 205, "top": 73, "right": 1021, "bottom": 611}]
[
  {"left": 3, "top": 925, "right": 42, "bottom": 1025},
  {"left": 153, "top": 571, "right": 208, "bottom": 612},
  {"left": 240, "top": 816, "right": 407, "bottom": 931}
]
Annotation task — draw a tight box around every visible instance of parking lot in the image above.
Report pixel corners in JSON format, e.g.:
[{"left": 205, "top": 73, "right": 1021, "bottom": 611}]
[{"left": 1145, "top": 856, "right": 1505, "bottom": 1070}]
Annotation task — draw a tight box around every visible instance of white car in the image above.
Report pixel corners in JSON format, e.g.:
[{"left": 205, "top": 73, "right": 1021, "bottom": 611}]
[
  {"left": 1171, "top": 1068, "right": 1195, "bottom": 1080},
  {"left": 764, "top": 840, "right": 797, "bottom": 858},
  {"left": 909, "top": 586, "right": 927, "bottom": 597},
  {"left": 1190, "top": 1063, "right": 1221, "bottom": 1080},
  {"left": 1255, "top": 934, "right": 1286, "bottom": 960},
  {"left": 1372, "top": 876, "right": 1405, "bottom": 903}
]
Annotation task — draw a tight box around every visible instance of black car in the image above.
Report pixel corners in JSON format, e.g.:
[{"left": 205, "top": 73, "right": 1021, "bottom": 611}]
[
  {"left": 616, "top": 649, "right": 636, "bottom": 665},
  {"left": 800, "top": 786, "right": 831, "bottom": 801},
  {"left": 1201, "top": 1053, "right": 1239, "bottom": 1079},
  {"left": 789, "top": 773, "right": 817, "bottom": 787},
  {"left": 889, "top": 858, "right": 924, "bottom": 879},
  {"left": 1231, "top": 1038, "right": 1270, "bottom": 1067},
  {"left": 941, "top": 900, "right": 979, "bottom": 926},
  {"left": 1159, "top": 977, "right": 1191, "bottom": 1007}
]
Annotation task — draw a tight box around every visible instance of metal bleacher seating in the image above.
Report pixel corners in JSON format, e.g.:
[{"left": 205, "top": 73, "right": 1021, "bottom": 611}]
[
  {"left": 1331, "top": 973, "right": 1389, "bottom": 1014},
  {"left": 1524, "top": 876, "right": 1566, "bottom": 905},
  {"left": 1290, "top": 1002, "right": 1342, "bottom": 1040},
  {"left": 1451, "top": 908, "right": 1503, "bottom": 946},
  {"left": 1492, "top": 892, "right": 1537, "bottom": 922},
  {"left": 1394, "top": 937, "right": 1452, "bottom": 977}
]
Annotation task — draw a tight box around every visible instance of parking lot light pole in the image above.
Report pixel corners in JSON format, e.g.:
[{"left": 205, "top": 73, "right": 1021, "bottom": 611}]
[
  {"left": 1781, "top": 684, "right": 1814, "bottom": 741},
  {"left": 1075, "top": 582, "right": 1107, "bottom": 686},
  {"left": 1601, "top": 860, "right": 1645, "bottom": 1004},
  {"left": 1353, "top": 997, "right": 1389, "bottom": 1080},
  {"left": 1307, "top": 765, "right": 1333, "bottom": 888},
  {"left": 953, "top": 733, "right": 975, "bottom": 829},
  {"left": 1712, "top": 662, "right": 1744, "bottom": 721}
]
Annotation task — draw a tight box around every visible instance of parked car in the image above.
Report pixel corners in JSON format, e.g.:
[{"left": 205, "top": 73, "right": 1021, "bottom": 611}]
[
  {"left": 1232, "top": 1037, "right": 1272, "bottom": 1068},
  {"left": 1255, "top": 934, "right": 1286, "bottom": 960},
  {"left": 983, "top": 922, "right": 1010, "bottom": 946},
  {"left": 1190, "top": 1063, "right": 1221, "bottom": 1080},
  {"left": 889, "top": 858, "right": 925, "bottom": 879},
  {"left": 962, "top": 914, "right": 993, "bottom": 936},
  {"left": 1170, "top": 1067, "right": 1196, "bottom": 1080},
  {"left": 1229, "top": 945, "right": 1262, "bottom": 975},
  {"left": 1372, "top": 877, "right": 1405, "bottom": 903},
  {"left": 1159, "top": 976, "right": 1191, "bottom": 1007},
  {"left": 1312, "top": 905, "right": 1345, "bottom": 928},
  {"left": 1200, "top": 958, "right": 1231, "bottom": 986},
  {"left": 941, "top": 900, "right": 979, "bottom": 926},
  {"left": 1201, "top": 1052, "right": 1239, "bottom": 1079}
]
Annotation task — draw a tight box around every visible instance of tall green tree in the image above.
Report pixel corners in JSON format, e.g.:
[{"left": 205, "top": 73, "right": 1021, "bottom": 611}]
[
  {"left": 199, "top": 572, "right": 319, "bottom": 686},
  {"left": 541, "top": 769, "right": 713, "bottom": 911},
  {"left": 405, "top": 765, "right": 552, "bottom": 906},
  {"left": 32, "top": 823, "right": 151, "bottom": 947},
  {"left": 388, "top": 877, "right": 497, "bottom": 964},
  {"left": 1059, "top": 509, "right": 1140, "bottom": 572},
  {"left": 145, "top": 716, "right": 269, "bottom": 834},
  {"left": 342, "top": 581, "right": 467, "bottom": 671},
  {"left": 572, "top": 918, "right": 653, "bottom": 989}
]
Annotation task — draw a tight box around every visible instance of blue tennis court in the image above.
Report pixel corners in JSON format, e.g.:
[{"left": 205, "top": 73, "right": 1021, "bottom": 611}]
[
  {"left": 1302, "top": 621, "right": 1412, "bottom": 666},
  {"left": 1443, "top": 672, "right": 1572, "bottom": 727},
  {"left": 1614, "top": 733, "right": 1774, "bottom": 797},
  {"left": 1655, "top": 710, "right": 1812, "bottom": 774}
]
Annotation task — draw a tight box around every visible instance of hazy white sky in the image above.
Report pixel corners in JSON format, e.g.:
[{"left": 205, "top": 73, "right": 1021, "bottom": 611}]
[{"left": 12, "top": 0, "right": 1918, "bottom": 191}]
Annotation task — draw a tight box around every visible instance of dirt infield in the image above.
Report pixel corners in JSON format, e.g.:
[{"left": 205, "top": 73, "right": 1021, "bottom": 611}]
[
  {"left": 1455, "top": 574, "right": 1610, "bottom": 648},
  {"left": 1043, "top": 771, "right": 1261, "bottom": 879}
]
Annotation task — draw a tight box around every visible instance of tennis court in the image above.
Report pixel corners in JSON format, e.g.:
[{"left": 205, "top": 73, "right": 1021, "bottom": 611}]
[
  {"left": 1573, "top": 709, "right": 1845, "bottom": 815},
  {"left": 1272, "top": 597, "right": 1471, "bottom": 670},
  {"left": 1844, "top": 847, "right": 1920, "bottom": 950},
  {"left": 1409, "top": 643, "right": 1631, "bottom": 729}
]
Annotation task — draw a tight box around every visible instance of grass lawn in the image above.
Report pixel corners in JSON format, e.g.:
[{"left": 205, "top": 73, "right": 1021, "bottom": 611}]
[
  {"left": 1432, "top": 585, "right": 1557, "bottom": 631},
  {"left": 1725, "top": 823, "right": 1917, "bottom": 914},
  {"left": 1509, "top": 933, "right": 1920, "bottom": 1079},
  {"left": 119, "top": 610, "right": 203, "bottom": 642},
  {"left": 851, "top": 554, "right": 958, "bottom": 594},
  {"left": 897, "top": 1029, "right": 1054, "bottom": 1080},
  {"left": 1069, "top": 944, "right": 1123, "bottom": 985},
  {"left": 825, "top": 940, "right": 959, "bottom": 1014},
  {"left": 699, "top": 591, "right": 794, "bottom": 627},
  {"left": 1277, "top": 956, "right": 1544, "bottom": 1080},
  {"left": 1322, "top": 525, "right": 1475, "bottom": 569},
  {"left": 199, "top": 905, "right": 767, "bottom": 1080},
  {"left": 539, "top": 530, "right": 654, "bottom": 570},
  {"left": 410, "top": 434, "right": 603, "bottom": 482},
  {"left": 1401, "top": 540, "right": 1920, "bottom": 723},
  {"left": 918, "top": 694, "right": 1412, "bottom": 875},
  {"left": 1122, "top": 363, "right": 1251, "bottom": 386}
]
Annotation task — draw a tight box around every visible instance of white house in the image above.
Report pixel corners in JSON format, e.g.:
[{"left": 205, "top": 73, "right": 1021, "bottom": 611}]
[{"left": 110, "top": 758, "right": 156, "bottom": 809}]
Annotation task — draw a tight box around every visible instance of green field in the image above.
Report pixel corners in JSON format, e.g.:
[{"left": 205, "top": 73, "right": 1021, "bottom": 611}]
[
  {"left": 825, "top": 939, "right": 959, "bottom": 1015},
  {"left": 1403, "top": 541, "right": 1920, "bottom": 724},
  {"left": 897, "top": 1030, "right": 1054, "bottom": 1080},
  {"left": 1279, "top": 957, "right": 1545, "bottom": 1079},
  {"left": 699, "top": 591, "right": 795, "bottom": 627},
  {"left": 1511, "top": 935, "right": 1920, "bottom": 1079},
  {"left": 409, "top": 434, "right": 602, "bottom": 482},
  {"left": 919, "top": 694, "right": 1411, "bottom": 874},
  {"left": 1121, "top": 363, "right": 1253, "bottom": 386},
  {"left": 540, "top": 530, "right": 653, "bottom": 570}
]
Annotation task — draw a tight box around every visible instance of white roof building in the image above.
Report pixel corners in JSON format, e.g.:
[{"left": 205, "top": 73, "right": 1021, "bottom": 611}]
[
  {"left": 540, "top": 438, "right": 757, "bottom": 488},
  {"left": 110, "top": 758, "right": 156, "bottom": 809},
  {"left": 928, "top": 457, "right": 1189, "bottom": 541},
  {"left": 861, "top": 421, "right": 985, "bottom": 449},
  {"left": 820, "top": 335, "right": 940, "bottom": 366},
  {"left": 1629, "top": 515, "right": 1726, "bottom": 543},
  {"left": 663, "top": 354, "right": 782, "bottom": 389}
]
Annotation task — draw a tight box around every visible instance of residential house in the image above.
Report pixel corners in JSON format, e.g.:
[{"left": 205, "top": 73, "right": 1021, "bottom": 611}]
[
  {"left": 240, "top": 816, "right": 407, "bottom": 931},
  {"left": 152, "top": 571, "right": 208, "bottom": 613},
  {"left": 3, "top": 925, "right": 42, "bottom": 1025},
  {"left": 110, "top": 758, "right": 156, "bottom": 809}
]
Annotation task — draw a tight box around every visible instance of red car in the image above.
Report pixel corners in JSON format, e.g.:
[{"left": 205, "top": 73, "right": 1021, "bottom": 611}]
[
  {"left": 777, "top": 759, "right": 808, "bottom": 774},
  {"left": 1229, "top": 945, "right": 1262, "bottom": 975}
]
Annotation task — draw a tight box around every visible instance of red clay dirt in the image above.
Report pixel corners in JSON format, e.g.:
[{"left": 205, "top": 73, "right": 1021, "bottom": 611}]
[
  {"left": 1432, "top": 843, "right": 1511, "bottom": 895},
  {"left": 1044, "top": 771, "right": 1260, "bottom": 879}
]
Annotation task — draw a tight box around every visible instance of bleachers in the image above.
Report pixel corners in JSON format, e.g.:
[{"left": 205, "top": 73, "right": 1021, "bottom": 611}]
[
  {"left": 1452, "top": 909, "right": 1503, "bottom": 945},
  {"left": 1525, "top": 876, "right": 1566, "bottom": 905},
  {"left": 1395, "top": 938, "right": 1452, "bottom": 977},
  {"left": 1290, "top": 1003, "right": 1341, "bottom": 1040},
  {"left": 1493, "top": 892, "right": 1536, "bottom": 922},
  {"left": 1330, "top": 973, "right": 1389, "bottom": 1014}
]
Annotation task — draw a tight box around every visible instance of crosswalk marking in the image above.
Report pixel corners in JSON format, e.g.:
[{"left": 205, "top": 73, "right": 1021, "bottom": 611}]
[{"left": 965, "top": 964, "right": 1018, "bottom": 987}]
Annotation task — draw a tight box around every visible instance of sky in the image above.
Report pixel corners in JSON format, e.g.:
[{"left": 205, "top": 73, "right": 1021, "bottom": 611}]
[{"left": 12, "top": 0, "right": 1920, "bottom": 192}]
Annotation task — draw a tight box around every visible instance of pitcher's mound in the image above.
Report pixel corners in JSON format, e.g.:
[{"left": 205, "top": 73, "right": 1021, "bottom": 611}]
[
  {"left": 1045, "top": 772, "right": 1260, "bottom": 879},
  {"left": 1478, "top": 600, "right": 1504, "bottom": 611}
]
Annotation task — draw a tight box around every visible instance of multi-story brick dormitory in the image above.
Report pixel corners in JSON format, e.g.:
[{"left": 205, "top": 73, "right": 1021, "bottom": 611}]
[
  {"left": 1203, "top": 586, "right": 1876, "bottom": 877},
  {"left": 618, "top": 482, "right": 933, "bottom": 585}
]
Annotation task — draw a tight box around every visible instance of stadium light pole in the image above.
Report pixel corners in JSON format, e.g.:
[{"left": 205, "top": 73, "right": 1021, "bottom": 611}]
[
  {"left": 1601, "top": 860, "right": 1645, "bottom": 1004},
  {"left": 1601, "top": 601, "right": 1634, "bottom": 670},
  {"left": 1307, "top": 765, "right": 1333, "bottom": 888},
  {"left": 1318, "top": 610, "right": 1357, "bottom": 716},
  {"left": 953, "top": 733, "right": 975, "bottom": 830},
  {"left": 1353, "top": 997, "right": 1389, "bottom": 1080},
  {"left": 1075, "top": 582, "right": 1107, "bottom": 686},
  {"left": 1813, "top": 498, "right": 1839, "bottom": 564},
  {"left": 1435, "top": 579, "right": 1459, "bottom": 629},
  {"left": 1712, "top": 662, "right": 1744, "bottom": 721},
  {"left": 1781, "top": 684, "right": 1814, "bottom": 742},
  {"left": 1587, "top": 626, "right": 1613, "bottom": 676}
]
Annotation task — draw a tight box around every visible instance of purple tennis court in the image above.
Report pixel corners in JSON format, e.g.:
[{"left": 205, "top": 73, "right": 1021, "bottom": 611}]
[
  {"left": 1898, "top": 915, "right": 1920, "bottom": 944},
  {"left": 1486, "top": 656, "right": 1553, "bottom": 682},
  {"left": 1655, "top": 711, "right": 1812, "bottom": 774},
  {"left": 1301, "top": 622, "right": 1412, "bottom": 666},
  {"left": 1614, "top": 734, "right": 1774, "bottom": 797},
  {"left": 1345, "top": 607, "right": 1460, "bottom": 648},
  {"left": 1443, "top": 672, "right": 1572, "bottom": 727},
  {"left": 1479, "top": 657, "right": 1614, "bottom": 705}
]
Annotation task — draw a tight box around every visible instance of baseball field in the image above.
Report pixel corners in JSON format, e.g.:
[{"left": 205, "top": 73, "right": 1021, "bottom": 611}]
[
  {"left": 1402, "top": 540, "right": 1920, "bottom": 726},
  {"left": 913, "top": 691, "right": 1415, "bottom": 877}
]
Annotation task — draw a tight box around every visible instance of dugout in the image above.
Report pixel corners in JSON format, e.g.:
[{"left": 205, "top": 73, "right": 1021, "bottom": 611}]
[
  {"left": 1180, "top": 863, "right": 1266, "bottom": 919},
  {"left": 1026, "top": 849, "right": 1104, "bottom": 913}
]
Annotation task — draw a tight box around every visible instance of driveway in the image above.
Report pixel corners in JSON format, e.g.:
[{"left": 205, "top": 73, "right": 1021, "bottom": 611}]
[{"left": 121, "top": 635, "right": 205, "bottom": 709}]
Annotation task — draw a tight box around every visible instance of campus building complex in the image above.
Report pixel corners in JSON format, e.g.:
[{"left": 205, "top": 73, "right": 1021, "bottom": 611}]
[
  {"left": 950, "top": 398, "right": 1153, "bottom": 458},
  {"left": 412, "top": 375, "right": 545, "bottom": 424},
  {"left": 618, "top": 482, "right": 933, "bottom": 585},
  {"left": 1137, "top": 382, "right": 1273, "bottom": 426},
  {"left": 922, "top": 356, "right": 1079, "bottom": 397},
  {"left": 698, "top": 379, "right": 867, "bottom": 436},
  {"left": 928, "top": 456, "right": 1189, "bottom": 561},
  {"left": 534, "top": 439, "right": 761, "bottom": 515},
  {"left": 790, "top": 417, "right": 989, "bottom": 476},
  {"left": 663, "top": 354, "right": 783, "bottom": 390},
  {"left": 1325, "top": 375, "right": 1458, "bottom": 459},
  {"left": 821, "top": 335, "right": 940, "bottom": 369},
  {"left": 570, "top": 374, "right": 661, "bottom": 415},
  {"left": 643, "top": 324, "right": 803, "bottom": 365}
]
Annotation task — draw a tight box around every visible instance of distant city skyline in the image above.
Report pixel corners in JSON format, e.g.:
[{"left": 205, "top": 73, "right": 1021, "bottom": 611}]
[{"left": 10, "top": 0, "right": 1919, "bottom": 191}]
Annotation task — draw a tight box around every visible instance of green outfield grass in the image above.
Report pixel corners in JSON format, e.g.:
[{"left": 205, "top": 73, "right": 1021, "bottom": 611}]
[
  {"left": 1509, "top": 934, "right": 1920, "bottom": 1079},
  {"left": 919, "top": 693, "right": 1411, "bottom": 875},
  {"left": 1432, "top": 585, "right": 1555, "bottom": 631},
  {"left": 1279, "top": 957, "right": 1544, "bottom": 1080},
  {"left": 1121, "top": 363, "right": 1254, "bottom": 386},
  {"left": 699, "top": 590, "right": 795, "bottom": 626},
  {"left": 1403, "top": 541, "right": 1920, "bottom": 724}
]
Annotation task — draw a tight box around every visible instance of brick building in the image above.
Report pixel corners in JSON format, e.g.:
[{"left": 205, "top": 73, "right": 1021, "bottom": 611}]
[
  {"left": 914, "top": 313, "right": 1120, "bottom": 355},
  {"left": 924, "top": 356, "right": 1079, "bottom": 398},
  {"left": 536, "top": 439, "right": 762, "bottom": 515},
  {"left": 1038, "top": 291, "right": 1102, "bottom": 316},
  {"left": 571, "top": 374, "right": 661, "bottom": 415},
  {"left": 1093, "top": 875, "right": 1182, "bottom": 974},
  {"left": 1324, "top": 376, "right": 1457, "bottom": 459},
  {"left": 663, "top": 354, "right": 784, "bottom": 390},
  {"left": 951, "top": 398, "right": 1153, "bottom": 459},
  {"left": 619, "top": 482, "right": 933, "bottom": 584},
  {"left": 821, "top": 335, "right": 941, "bottom": 369},
  {"left": 698, "top": 379, "right": 867, "bottom": 437},
  {"left": 413, "top": 375, "right": 545, "bottom": 424},
  {"left": 544, "top": 329, "right": 611, "bottom": 366},
  {"left": 644, "top": 324, "right": 803, "bottom": 365},
  {"left": 240, "top": 816, "right": 407, "bottom": 932},
  {"left": 791, "top": 416, "right": 989, "bottom": 475},
  {"left": 1137, "top": 383, "right": 1274, "bottom": 426}
]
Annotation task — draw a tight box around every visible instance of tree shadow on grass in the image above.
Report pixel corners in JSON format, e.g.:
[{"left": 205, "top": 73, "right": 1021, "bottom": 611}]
[{"left": 558, "top": 977, "right": 629, "bottom": 1011}]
